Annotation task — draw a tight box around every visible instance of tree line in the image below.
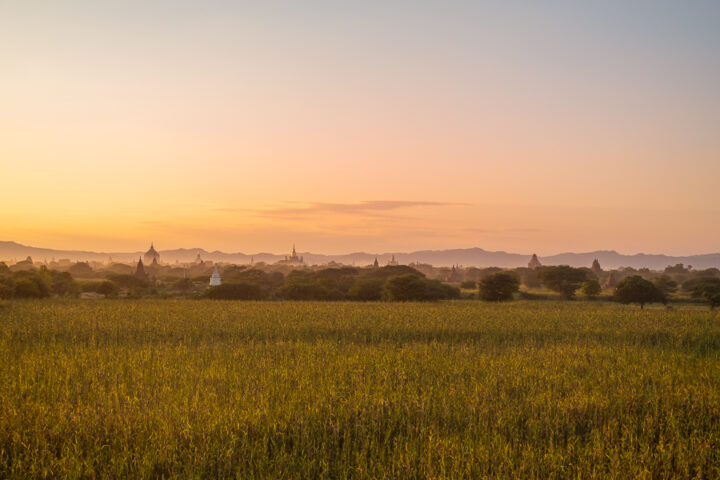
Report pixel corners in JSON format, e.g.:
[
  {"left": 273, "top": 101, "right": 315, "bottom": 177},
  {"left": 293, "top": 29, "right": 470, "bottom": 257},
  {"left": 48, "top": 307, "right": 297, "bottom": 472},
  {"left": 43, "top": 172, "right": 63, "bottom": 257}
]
[{"left": 2, "top": 261, "right": 719, "bottom": 309}]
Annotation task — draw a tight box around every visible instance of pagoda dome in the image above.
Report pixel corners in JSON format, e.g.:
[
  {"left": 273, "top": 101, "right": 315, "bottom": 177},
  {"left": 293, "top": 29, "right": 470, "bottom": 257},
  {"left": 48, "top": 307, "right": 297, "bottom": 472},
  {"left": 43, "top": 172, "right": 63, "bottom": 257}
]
[{"left": 144, "top": 243, "right": 160, "bottom": 265}]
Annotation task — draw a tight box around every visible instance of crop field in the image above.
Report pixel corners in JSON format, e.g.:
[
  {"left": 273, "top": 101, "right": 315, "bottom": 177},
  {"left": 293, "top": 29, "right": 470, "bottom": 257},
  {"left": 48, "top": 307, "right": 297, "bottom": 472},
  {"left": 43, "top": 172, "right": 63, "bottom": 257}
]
[{"left": 1, "top": 300, "right": 720, "bottom": 478}]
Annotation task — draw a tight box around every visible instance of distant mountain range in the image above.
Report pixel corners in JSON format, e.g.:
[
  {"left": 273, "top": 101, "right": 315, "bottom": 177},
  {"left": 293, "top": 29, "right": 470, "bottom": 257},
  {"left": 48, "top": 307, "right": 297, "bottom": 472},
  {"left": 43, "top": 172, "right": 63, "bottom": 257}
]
[{"left": 2, "top": 241, "right": 719, "bottom": 270}]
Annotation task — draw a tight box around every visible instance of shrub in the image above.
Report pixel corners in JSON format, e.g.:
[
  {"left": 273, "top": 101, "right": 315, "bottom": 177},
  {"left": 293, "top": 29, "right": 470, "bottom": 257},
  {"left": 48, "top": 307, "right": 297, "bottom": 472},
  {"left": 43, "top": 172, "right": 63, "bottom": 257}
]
[
  {"left": 206, "top": 282, "right": 268, "bottom": 300},
  {"left": 478, "top": 272, "right": 519, "bottom": 302},
  {"left": 460, "top": 280, "right": 477, "bottom": 289},
  {"left": 614, "top": 276, "right": 666, "bottom": 309}
]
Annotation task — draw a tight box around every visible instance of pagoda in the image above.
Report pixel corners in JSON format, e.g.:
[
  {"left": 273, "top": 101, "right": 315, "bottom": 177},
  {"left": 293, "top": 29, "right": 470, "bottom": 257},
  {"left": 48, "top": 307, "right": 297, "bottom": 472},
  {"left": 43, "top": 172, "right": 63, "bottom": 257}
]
[
  {"left": 134, "top": 258, "right": 148, "bottom": 280},
  {"left": 144, "top": 243, "right": 160, "bottom": 265},
  {"left": 528, "top": 254, "right": 542, "bottom": 269},
  {"left": 209, "top": 266, "right": 222, "bottom": 286}
]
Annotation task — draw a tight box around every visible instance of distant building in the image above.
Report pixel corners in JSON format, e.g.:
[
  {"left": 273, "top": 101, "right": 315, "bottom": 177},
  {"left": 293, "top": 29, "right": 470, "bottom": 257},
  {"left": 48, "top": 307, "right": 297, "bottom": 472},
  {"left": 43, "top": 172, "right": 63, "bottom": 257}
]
[
  {"left": 144, "top": 243, "right": 160, "bottom": 265},
  {"left": 195, "top": 253, "right": 203, "bottom": 264},
  {"left": 528, "top": 254, "right": 542, "bottom": 269},
  {"left": 373, "top": 257, "right": 379, "bottom": 268},
  {"left": 280, "top": 245, "right": 304, "bottom": 264},
  {"left": 387, "top": 255, "right": 399, "bottom": 266},
  {"left": 209, "top": 265, "right": 222, "bottom": 286},
  {"left": 135, "top": 258, "right": 148, "bottom": 280},
  {"left": 445, "top": 265, "right": 463, "bottom": 282},
  {"left": 591, "top": 259, "right": 603, "bottom": 277}
]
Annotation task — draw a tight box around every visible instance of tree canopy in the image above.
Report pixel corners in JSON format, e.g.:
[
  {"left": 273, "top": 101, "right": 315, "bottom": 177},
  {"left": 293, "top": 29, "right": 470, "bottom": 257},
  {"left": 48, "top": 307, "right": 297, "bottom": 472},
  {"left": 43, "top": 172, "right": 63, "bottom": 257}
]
[{"left": 614, "top": 276, "right": 666, "bottom": 309}]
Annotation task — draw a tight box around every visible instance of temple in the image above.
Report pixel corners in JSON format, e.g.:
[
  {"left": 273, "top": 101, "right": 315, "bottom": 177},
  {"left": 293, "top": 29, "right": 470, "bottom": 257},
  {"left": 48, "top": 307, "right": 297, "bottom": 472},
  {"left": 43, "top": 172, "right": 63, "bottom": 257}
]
[
  {"left": 528, "top": 254, "right": 542, "bottom": 269},
  {"left": 134, "top": 258, "right": 148, "bottom": 280},
  {"left": 144, "top": 243, "right": 160, "bottom": 265},
  {"left": 209, "top": 265, "right": 222, "bottom": 286},
  {"left": 280, "top": 245, "right": 304, "bottom": 264},
  {"left": 387, "top": 255, "right": 398, "bottom": 266}
]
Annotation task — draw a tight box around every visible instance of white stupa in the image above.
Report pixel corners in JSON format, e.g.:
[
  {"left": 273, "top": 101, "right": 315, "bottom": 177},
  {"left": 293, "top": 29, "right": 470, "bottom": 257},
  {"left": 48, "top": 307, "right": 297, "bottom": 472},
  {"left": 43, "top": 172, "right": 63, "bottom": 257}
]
[{"left": 209, "top": 265, "right": 222, "bottom": 286}]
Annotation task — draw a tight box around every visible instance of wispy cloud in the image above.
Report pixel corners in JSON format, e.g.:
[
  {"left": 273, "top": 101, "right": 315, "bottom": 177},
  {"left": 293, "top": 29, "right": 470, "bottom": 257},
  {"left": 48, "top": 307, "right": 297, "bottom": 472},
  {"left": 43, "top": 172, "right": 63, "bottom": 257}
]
[
  {"left": 465, "top": 227, "right": 542, "bottom": 234},
  {"left": 218, "top": 201, "right": 471, "bottom": 219}
]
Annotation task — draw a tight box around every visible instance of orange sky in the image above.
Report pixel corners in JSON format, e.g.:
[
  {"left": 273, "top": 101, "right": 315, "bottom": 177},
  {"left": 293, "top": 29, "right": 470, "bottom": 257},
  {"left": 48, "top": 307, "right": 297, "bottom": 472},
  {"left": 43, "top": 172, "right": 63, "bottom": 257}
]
[{"left": 1, "top": 1, "right": 719, "bottom": 255}]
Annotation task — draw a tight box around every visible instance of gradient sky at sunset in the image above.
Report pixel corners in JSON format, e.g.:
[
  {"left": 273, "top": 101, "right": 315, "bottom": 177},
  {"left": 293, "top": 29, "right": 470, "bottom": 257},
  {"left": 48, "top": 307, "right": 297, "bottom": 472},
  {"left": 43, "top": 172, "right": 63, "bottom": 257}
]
[{"left": 1, "top": 1, "right": 719, "bottom": 255}]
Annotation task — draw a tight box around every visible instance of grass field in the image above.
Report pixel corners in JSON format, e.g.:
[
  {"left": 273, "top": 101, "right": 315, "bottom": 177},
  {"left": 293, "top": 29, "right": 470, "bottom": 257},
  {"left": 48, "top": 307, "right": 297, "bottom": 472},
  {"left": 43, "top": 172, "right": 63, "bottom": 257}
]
[{"left": 1, "top": 300, "right": 720, "bottom": 478}]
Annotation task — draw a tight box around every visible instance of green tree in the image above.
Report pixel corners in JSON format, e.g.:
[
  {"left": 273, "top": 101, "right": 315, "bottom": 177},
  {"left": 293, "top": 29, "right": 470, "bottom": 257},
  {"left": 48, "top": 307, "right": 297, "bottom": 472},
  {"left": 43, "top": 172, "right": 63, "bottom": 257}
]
[
  {"left": 12, "top": 271, "right": 51, "bottom": 298},
  {"left": 96, "top": 281, "right": 120, "bottom": 298},
  {"left": 614, "top": 275, "right": 666, "bottom": 309},
  {"left": 382, "top": 275, "right": 429, "bottom": 301},
  {"left": 538, "top": 266, "right": 588, "bottom": 299},
  {"left": 690, "top": 278, "right": 720, "bottom": 310},
  {"left": 653, "top": 275, "right": 678, "bottom": 298},
  {"left": 478, "top": 272, "right": 519, "bottom": 302},
  {"left": 50, "top": 270, "right": 79, "bottom": 297},
  {"left": 580, "top": 279, "right": 602, "bottom": 299},
  {"left": 0, "top": 276, "right": 15, "bottom": 299},
  {"left": 382, "top": 275, "right": 459, "bottom": 301},
  {"left": 206, "top": 282, "right": 268, "bottom": 300},
  {"left": 347, "top": 277, "right": 385, "bottom": 301}
]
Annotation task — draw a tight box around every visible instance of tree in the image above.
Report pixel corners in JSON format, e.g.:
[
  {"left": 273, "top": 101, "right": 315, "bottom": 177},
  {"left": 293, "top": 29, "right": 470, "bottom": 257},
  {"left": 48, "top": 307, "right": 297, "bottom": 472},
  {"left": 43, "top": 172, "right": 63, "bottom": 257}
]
[
  {"left": 0, "top": 276, "right": 15, "bottom": 299},
  {"left": 537, "top": 266, "right": 588, "bottom": 299},
  {"left": 653, "top": 275, "right": 678, "bottom": 297},
  {"left": 690, "top": 278, "right": 720, "bottom": 310},
  {"left": 382, "top": 275, "right": 459, "bottom": 301},
  {"left": 382, "top": 275, "right": 430, "bottom": 301},
  {"left": 206, "top": 282, "right": 268, "bottom": 300},
  {"left": 12, "top": 271, "right": 51, "bottom": 298},
  {"left": 49, "top": 270, "right": 79, "bottom": 297},
  {"left": 580, "top": 279, "right": 602, "bottom": 299},
  {"left": 614, "top": 275, "right": 666, "bottom": 309},
  {"left": 478, "top": 272, "right": 519, "bottom": 302},
  {"left": 347, "top": 277, "right": 385, "bottom": 301},
  {"left": 95, "top": 281, "right": 120, "bottom": 298}
]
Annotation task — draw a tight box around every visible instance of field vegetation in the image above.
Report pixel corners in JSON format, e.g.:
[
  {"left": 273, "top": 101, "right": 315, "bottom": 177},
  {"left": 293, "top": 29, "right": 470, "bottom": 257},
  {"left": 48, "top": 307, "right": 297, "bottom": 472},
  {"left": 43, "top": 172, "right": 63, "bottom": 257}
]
[{"left": 1, "top": 299, "right": 720, "bottom": 478}]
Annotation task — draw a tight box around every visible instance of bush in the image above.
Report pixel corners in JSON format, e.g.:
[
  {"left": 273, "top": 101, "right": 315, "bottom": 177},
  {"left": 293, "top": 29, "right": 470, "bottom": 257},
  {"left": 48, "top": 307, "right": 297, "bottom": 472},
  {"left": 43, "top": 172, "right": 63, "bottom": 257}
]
[
  {"left": 206, "top": 282, "right": 268, "bottom": 300},
  {"left": 478, "top": 272, "right": 519, "bottom": 302},
  {"left": 460, "top": 280, "right": 477, "bottom": 289},
  {"left": 614, "top": 276, "right": 666, "bottom": 309}
]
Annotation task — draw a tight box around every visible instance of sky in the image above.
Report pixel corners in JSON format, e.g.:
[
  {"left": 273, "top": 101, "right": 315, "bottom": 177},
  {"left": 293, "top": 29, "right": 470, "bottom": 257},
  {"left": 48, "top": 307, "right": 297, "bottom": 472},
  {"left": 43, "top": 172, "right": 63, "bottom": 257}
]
[{"left": 1, "top": 0, "right": 719, "bottom": 256}]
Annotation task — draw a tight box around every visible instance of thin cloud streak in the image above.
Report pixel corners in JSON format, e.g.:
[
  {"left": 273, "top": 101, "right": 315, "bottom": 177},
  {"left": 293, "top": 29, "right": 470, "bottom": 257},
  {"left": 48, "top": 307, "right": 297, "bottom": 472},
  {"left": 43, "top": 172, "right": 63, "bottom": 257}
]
[{"left": 217, "top": 201, "right": 472, "bottom": 219}]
